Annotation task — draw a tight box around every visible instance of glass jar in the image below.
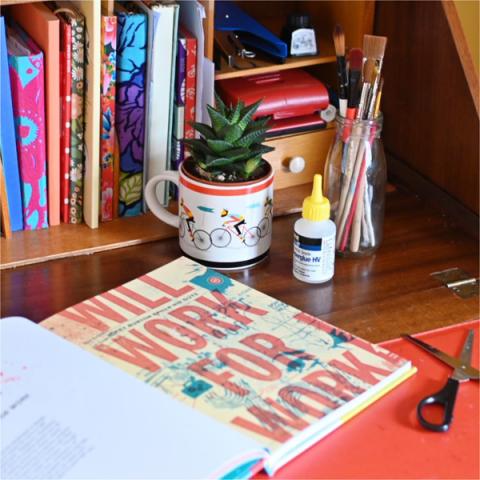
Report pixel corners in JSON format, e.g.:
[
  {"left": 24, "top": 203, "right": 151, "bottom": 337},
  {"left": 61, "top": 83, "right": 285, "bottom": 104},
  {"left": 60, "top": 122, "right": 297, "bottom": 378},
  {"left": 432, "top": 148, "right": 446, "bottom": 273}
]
[{"left": 324, "top": 114, "right": 386, "bottom": 256}]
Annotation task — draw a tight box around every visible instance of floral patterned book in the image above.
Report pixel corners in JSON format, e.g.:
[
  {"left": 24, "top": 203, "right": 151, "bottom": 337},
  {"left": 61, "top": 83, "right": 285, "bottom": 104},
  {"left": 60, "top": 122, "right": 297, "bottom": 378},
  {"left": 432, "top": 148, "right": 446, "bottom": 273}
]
[
  {"left": 6, "top": 22, "right": 48, "bottom": 230},
  {"left": 115, "top": 4, "right": 147, "bottom": 217},
  {"left": 42, "top": 256, "right": 415, "bottom": 477},
  {"left": 99, "top": 15, "right": 117, "bottom": 222}
]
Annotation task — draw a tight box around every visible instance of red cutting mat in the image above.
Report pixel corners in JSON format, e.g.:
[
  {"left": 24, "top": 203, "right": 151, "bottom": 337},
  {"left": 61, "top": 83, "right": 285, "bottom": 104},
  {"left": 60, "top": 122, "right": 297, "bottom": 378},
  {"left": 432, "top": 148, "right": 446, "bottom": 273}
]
[{"left": 258, "top": 319, "right": 480, "bottom": 479}]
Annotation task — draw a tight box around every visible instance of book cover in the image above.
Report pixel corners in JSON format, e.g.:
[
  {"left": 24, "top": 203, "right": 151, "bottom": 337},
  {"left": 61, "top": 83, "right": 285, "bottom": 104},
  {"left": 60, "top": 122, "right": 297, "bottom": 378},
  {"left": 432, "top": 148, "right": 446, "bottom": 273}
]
[
  {"left": 70, "top": 0, "right": 101, "bottom": 228},
  {"left": 140, "top": 1, "right": 179, "bottom": 208},
  {"left": 100, "top": 15, "right": 117, "bottom": 222},
  {"left": 180, "top": 26, "right": 197, "bottom": 140},
  {"left": 6, "top": 22, "right": 48, "bottom": 230},
  {"left": 172, "top": 36, "right": 186, "bottom": 170},
  {"left": 42, "top": 256, "right": 414, "bottom": 476},
  {"left": 9, "top": 2, "right": 61, "bottom": 226},
  {"left": 57, "top": 15, "right": 72, "bottom": 223},
  {"left": 115, "top": 5, "right": 147, "bottom": 217},
  {"left": 0, "top": 16, "right": 23, "bottom": 232}
]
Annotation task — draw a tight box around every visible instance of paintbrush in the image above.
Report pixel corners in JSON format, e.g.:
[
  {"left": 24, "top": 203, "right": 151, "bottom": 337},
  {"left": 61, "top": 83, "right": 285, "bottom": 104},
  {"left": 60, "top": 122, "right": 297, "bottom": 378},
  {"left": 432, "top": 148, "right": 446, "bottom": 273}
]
[
  {"left": 362, "top": 35, "right": 387, "bottom": 118},
  {"left": 333, "top": 24, "right": 348, "bottom": 117},
  {"left": 346, "top": 48, "right": 363, "bottom": 120}
]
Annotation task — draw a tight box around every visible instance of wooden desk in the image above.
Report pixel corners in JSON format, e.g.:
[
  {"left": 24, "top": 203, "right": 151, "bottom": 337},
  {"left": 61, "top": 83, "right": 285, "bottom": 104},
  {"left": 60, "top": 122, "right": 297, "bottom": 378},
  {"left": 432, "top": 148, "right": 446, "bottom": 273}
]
[{"left": 1, "top": 187, "right": 478, "bottom": 341}]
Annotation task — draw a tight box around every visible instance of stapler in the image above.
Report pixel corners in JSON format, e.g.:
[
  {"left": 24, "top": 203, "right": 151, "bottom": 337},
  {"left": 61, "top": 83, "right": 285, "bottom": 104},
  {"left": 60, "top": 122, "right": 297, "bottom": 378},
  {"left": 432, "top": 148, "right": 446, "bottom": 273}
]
[
  {"left": 215, "top": 1, "right": 288, "bottom": 62},
  {"left": 214, "top": 30, "right": 257, "bottom": 70},
  {"left": 217, "top": 69, "right": 330, "bottom": 136}
]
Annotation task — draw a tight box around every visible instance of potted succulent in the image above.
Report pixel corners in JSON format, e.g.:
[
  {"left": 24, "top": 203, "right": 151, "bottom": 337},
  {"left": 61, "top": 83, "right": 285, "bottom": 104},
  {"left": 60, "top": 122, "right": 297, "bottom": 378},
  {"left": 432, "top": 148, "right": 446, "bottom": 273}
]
[{"left": 145, "top": 94, "right": 275, "bottom": 269}]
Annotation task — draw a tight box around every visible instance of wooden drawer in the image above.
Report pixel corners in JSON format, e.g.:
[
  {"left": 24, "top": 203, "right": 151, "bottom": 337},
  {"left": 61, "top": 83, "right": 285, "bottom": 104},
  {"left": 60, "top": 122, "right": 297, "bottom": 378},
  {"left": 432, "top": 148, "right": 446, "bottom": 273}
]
[{"left": 264, "top": 128, "right": 336, "bottom": 190}]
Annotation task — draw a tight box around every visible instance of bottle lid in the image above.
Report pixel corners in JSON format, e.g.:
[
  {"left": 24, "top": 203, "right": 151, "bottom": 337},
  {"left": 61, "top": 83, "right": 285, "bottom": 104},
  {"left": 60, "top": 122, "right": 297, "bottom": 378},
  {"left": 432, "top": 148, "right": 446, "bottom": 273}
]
[
  {"left": 302, "top": 174, "right": 330, "bottom": 221},
  {"left": 288, "top": 13, "right": 311, "bottom": 29}
]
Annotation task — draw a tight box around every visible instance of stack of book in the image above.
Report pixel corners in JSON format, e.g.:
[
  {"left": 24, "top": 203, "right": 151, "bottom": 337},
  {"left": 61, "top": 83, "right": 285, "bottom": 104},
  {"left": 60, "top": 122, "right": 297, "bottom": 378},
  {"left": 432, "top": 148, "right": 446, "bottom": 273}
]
[{"left": 0, "top": 0, "right": 198, "bottom": 233}]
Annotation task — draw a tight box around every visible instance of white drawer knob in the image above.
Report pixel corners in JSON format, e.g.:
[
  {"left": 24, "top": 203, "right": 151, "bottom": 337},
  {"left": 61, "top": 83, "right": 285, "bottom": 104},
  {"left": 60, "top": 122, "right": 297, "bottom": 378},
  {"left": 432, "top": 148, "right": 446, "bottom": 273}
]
[{"left": 288, "top": 156, "right": 306, "bottom": 173}]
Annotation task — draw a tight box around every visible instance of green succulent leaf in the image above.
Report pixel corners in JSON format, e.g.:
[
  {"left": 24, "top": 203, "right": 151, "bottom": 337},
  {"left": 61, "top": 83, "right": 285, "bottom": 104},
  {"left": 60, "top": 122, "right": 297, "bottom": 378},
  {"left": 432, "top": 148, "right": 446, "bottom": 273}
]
[
  {"left": 234, "top": 126, "right": 269, "bottom": 148},
  {"left": 222, "top": 123, "right": 245, "bottom": 143},
  {"left": 206, "top": 139, "right": 234, "bottom": 154},
  {"left": 243, "top": 156, "right": 263, "bottom": 178},
  {"left": 237, "top": 99, "right": 262, "bottom": 131},
  {"left": 214, "top": 92, "right": 227, "bottom": 116},
  {"left": 191, "top": 122, "right": 216, "bottom": 140},
  {"left": 207, "top": 104, "right": 230, "bottom": 134},
  {"left": 228, "top": 100, "right": 244, "bottom": 125},
  {"left": 246, "top": 116, "right": 272, "bottom": 131},
  {"left": 183, "top": 139, "right": 212, "bottom": 155}
]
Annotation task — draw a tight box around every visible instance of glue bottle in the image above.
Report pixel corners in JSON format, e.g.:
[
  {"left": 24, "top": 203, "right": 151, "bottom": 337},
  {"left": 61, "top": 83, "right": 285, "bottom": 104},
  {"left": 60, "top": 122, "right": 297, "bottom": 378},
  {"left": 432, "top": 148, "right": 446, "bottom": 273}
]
[{"left": 293, "top": 174, "right": 336, "bottom": 283}]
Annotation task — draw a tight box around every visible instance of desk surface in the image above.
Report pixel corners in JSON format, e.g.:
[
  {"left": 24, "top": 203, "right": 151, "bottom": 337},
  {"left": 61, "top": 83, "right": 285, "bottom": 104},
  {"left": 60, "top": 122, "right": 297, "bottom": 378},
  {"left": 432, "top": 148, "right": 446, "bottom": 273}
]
[{"left": 1, "top": 187, "right": 478, "bottom": 342}]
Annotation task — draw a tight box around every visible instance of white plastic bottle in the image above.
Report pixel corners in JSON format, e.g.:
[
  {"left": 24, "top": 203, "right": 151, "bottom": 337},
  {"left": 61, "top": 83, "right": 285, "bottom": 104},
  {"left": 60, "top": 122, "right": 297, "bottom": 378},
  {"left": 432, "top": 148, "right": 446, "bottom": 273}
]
[{"left": 293, "top": 174, "right": 336, "bottom": 283}]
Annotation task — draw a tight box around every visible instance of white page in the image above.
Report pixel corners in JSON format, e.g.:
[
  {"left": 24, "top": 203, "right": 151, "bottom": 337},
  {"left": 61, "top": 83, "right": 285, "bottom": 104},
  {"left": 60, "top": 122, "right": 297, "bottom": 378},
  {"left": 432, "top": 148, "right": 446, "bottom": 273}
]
[
  {"left": 0, "top": 318, "right": 266, "bottom": 479},
  {"left": 178, "top": 0, "right": 214, "bottom": 126}
]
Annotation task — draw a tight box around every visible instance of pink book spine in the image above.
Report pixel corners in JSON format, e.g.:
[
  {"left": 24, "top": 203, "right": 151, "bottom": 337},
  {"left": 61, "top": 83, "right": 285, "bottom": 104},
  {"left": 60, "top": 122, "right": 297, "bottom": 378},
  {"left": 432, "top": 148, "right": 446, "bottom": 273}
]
[
  {"left": 100, "top": 16, "right": 117, "bottom": 222},
  {"left": 60, "top": 20, "right": 72, "bottom": 223},
  {"left": 7, "top": 27, "right": 48, "bottom": 230},
  {"left": 181, "top": 27, "right": 197, "bottom": 140}
]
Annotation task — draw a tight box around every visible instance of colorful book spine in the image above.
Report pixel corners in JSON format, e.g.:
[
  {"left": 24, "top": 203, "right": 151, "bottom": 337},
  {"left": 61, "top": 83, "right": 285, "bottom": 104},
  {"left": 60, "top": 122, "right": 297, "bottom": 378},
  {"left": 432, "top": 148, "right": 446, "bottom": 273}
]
[
  {"left": 181, "top": 27, "right": 197, "bottom": 140},
  {"left": 115, "top": 10, "right": 147, "bottom": 217},
  {"left": 59, "top": 17, "right": 72, "bottom": 223},
  {"left": 173, "top": 36, "right": 186, "bottom": 169},
  {"left": 68, "top": 14, "right": 86, "bottom": 224},
  {"left": 6, "top": 23, "right": 48, "bottom": 230},
  {"left": 100, "top": 16, "right": 117, "bottom": 222},
  {"left": 0, "top": 17, "right": 23, "bottom": 232}
]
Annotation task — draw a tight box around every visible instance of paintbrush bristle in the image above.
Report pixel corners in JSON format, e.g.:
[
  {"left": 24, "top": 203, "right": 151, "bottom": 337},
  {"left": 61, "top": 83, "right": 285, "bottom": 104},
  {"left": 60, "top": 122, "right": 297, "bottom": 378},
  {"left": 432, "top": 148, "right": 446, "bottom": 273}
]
[
  {"left": 349, "top": 48, "right": 363, "bottom": 72},
  {"left": 333, "top": 24, "right": 345, "bottom": 57},
  {"left": 363, "top": 35, "right": 387, "bottom": 60},
  {"left": 363, "top": 59, "right": 375, "bottom": 84}
]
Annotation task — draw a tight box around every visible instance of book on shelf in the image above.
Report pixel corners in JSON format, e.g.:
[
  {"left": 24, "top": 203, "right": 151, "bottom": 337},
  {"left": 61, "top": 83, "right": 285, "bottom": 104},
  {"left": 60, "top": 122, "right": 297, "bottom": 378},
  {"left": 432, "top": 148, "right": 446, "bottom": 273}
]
[
  {"left": 172, "top": 34, "right": 187, "bottom": 169},
  {"left": 9, "top": 2, "right": 61, "bottom": 226},
  {"left": 140, "top": 0, "right": 179, "bottom": 209},
  {"left": 115, "top": 2, "right": 147, "bottom": 218},
  {"left": 6, "top": 20, "right": 49, "bottom": 231},
  {"left": 180, "top": 25, "right": 197, "bottom": 140},
  {"left": 99, "top": 14, "right": 117, "bottom": 223},
  {"left": 39, "top": 256, "right": 415, "bottom": 477},
  {"left": 0, "top": 17, "right": 23, "bottom": 232},
  {"left": 55, "top": 2, "right": 86, "bottom": 225}
]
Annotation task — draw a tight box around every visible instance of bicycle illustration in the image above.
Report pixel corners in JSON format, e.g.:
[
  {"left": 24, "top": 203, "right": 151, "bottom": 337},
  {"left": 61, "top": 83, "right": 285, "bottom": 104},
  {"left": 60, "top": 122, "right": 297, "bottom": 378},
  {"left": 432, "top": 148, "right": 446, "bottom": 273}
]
[{"left": 179, "top": 216, "right": 212, "bottom": 251}]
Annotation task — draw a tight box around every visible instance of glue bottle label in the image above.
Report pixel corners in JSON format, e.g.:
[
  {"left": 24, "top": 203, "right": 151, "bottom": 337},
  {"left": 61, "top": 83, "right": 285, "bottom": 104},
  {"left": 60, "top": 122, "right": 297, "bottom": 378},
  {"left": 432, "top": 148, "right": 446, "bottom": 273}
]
[{"left": 293, "top": 232, "right": 335, "bottom": 283}]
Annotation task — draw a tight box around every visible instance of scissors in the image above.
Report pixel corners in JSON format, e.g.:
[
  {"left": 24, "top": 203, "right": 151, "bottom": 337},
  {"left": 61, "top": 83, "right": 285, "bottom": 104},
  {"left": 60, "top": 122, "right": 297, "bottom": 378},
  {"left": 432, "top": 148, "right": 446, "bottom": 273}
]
[{"left": 403, "top": 329, "right": 479, "bottom": 432}]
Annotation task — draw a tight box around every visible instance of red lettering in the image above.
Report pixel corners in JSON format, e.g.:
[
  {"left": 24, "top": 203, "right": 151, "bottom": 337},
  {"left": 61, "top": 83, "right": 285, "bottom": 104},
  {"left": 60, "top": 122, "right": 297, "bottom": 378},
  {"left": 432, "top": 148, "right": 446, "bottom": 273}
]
[
  {"left": 188, "top": 358, "right": 249, "bottom": 396},
  {"left": 169, "top": 305, "right": 240, "bottom": 338},
  {"left": 60, "top": 296, "right": 129, "bottom": 332},
  {"left": 217, "top": 348, "right": 281, "bottom": 381},
  {"left": 240, "top": 333, "right": 314, "bottom": 367},
  {"left": 95, "top": 328, "right": 177, "bottom": 371},
  {"left": 116, "top": 285, "right": 170, "bottom": 310},
  {"left": 303, "top": 370, "right": 364, "bottom": 401},
  {"left": 139, "top": 274, "right": 194, "bottom": 297},
  {"left": 145, "top": 319, "right": 206, "bottom": 351},
  {"left": 196, "top": 290, "right": 267, "bottom": 326},
  {"left": 330, "top": 350, "right": 392, "bottom": 385},
  {"left": 279, "top": 385, "right": 339, "bottom": 418},
  {"left": 232, "top": 405, "right": 294, "bottom": 443}
]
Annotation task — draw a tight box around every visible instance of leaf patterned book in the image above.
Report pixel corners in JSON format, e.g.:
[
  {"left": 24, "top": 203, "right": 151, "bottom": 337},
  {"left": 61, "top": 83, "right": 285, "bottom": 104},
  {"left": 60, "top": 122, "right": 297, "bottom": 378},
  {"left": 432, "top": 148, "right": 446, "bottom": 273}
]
[{"left": 115, "top": 4, "right": 147, "bottom": 217}]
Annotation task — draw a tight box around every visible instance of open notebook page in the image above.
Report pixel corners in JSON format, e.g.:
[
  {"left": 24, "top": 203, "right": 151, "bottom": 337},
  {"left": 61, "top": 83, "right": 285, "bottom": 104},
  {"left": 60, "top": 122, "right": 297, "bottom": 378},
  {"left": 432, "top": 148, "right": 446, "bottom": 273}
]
[{"left": 1, "top": 317, "right": 266, "bottom": 479}]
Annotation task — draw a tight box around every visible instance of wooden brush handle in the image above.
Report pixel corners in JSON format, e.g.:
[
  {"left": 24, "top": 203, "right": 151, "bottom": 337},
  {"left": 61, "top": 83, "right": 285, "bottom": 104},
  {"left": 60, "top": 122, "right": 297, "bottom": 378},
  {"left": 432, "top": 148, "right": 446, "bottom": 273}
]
[{"left": 350, "top": 177, "right": 366, "bottom": 252}]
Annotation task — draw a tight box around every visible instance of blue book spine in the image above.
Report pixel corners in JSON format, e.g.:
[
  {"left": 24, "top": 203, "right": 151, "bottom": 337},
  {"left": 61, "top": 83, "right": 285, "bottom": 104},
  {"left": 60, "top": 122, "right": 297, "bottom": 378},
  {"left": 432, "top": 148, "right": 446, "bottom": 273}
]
[
  {"left": 0, "top": 17, "right": 23, "bottom": 231},
  {"left": 115, "top": 10, "right": 147, "bottom": 218}
]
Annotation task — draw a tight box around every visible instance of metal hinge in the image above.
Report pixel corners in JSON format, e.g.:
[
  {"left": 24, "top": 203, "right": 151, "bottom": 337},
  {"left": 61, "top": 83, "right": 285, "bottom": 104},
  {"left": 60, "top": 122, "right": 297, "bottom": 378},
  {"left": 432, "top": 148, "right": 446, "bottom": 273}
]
[{"left": 431, "top": 268, "right": 479, "bottom": 299}]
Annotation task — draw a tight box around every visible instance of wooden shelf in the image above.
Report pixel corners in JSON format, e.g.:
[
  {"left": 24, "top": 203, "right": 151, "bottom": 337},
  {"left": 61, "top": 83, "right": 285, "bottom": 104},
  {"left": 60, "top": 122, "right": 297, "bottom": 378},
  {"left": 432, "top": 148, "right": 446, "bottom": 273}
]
[
  {"left": 0, "top": 184, "right": 308, "bottom": 270},
  {"left": 215, "top": 37, "right": 335, "bottom": 81}
]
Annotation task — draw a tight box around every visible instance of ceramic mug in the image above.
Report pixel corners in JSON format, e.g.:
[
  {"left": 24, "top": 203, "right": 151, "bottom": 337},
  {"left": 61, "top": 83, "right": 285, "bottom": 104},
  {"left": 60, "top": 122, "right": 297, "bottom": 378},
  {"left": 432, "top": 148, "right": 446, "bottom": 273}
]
[{"left": 145, "top": 164, "right": 274, "bottom": 269}]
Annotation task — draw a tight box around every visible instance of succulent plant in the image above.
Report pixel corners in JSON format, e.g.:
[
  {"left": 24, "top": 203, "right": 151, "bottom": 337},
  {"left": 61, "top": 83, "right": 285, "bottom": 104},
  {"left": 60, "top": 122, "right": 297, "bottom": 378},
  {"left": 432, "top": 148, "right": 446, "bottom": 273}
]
[{"left": 183, "top": 93, "right": 274, "bottom": 182}]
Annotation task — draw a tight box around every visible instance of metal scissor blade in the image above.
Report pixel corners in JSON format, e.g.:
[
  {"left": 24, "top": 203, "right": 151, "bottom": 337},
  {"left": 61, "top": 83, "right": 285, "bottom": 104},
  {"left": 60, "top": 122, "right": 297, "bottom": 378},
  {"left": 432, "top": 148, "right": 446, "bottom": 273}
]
[{"left": 403, "top": 333, "right": 480, "bottom": 380}]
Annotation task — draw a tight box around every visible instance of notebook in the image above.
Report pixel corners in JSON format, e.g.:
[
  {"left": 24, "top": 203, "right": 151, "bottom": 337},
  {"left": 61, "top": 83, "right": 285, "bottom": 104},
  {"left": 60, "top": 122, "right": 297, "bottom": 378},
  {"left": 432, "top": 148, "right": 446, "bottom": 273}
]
[{"left": 40, "top": 256, "right": 415, "bottom": 477}]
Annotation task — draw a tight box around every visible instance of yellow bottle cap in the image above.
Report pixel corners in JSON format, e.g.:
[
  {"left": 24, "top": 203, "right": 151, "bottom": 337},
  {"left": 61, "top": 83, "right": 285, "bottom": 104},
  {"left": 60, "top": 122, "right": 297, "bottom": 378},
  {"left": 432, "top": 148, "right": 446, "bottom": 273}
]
[{"left": 302, "top": 174, "right": 330, "bottom": 221}]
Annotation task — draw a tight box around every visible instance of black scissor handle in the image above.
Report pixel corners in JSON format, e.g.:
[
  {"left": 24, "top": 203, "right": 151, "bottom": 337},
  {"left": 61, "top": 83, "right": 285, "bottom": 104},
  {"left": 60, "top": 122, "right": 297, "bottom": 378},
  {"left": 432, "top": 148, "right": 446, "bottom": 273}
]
[{"left": 417, "top": 378, "right": 459, "bottom": 432}]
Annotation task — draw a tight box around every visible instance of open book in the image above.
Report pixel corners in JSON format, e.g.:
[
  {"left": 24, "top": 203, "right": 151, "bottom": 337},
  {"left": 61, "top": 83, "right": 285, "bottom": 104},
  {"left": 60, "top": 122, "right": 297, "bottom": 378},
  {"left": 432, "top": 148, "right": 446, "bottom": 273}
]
[{"left": 3, "top": 257, "right": 415, "bottom": 478}]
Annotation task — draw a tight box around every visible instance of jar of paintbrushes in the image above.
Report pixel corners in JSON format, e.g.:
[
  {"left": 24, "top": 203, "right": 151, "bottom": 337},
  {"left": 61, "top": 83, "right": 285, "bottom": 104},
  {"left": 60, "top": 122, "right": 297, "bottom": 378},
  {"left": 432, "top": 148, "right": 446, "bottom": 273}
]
[{"left": 325, "top": 28, "right": 387, "bottom": 256}]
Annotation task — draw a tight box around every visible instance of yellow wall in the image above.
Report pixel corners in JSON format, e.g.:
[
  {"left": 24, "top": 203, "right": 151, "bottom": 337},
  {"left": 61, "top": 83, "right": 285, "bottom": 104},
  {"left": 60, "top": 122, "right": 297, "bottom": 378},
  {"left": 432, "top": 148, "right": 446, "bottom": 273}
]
[{"left": 454, "top": 0, "right": 479, "bottom": 73}]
